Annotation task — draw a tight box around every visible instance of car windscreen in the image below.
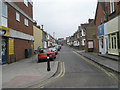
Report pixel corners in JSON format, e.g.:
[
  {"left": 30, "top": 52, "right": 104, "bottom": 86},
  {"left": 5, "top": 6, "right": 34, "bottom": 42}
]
[
  {"left": 43, "top": 50, "right": 50, "bottom": 53},
  {"left": 39, "top": 49, "right": 50, "bottom": 53}
]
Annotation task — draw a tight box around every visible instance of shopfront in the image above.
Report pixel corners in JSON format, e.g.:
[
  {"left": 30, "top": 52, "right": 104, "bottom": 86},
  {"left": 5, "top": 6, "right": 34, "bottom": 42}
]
[
  {"left": 105, "top": 16, "right": 119, "bottom": 55},
  {"left": 98, "top": 24, "right": 108, "bottom": 54},
  {"left": 0, "top": 26, "right": 11, "bottom": 64}
]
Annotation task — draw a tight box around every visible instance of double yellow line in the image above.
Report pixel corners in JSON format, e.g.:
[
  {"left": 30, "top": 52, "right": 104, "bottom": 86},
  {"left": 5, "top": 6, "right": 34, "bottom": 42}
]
[
  {"left": 55, "top": 62, "right": 65, "bottom": 79},
  {"left": 73, "top": 51, "right": 118, "bottom": 80},
  {"left": 30, "top": 62, "right": 65, "bottom": 89}
]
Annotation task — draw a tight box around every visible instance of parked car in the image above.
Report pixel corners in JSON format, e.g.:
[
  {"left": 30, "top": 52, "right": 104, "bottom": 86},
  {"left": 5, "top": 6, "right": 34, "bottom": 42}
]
[
  {"left": 49, "top": 48, "right": 58, "bottom": 55},
  {"left": 38, "top": 48, "right": 56, "bottom": 62},
  {"left": 58, "top": 45, "right": 62, "bottom": 49},
  {"left": 54, "top": 45, "right": 60, "bottom": 51}
]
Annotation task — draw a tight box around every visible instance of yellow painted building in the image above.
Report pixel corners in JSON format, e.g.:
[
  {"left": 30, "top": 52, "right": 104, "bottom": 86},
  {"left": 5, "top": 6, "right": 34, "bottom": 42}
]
[{"left": 33, "top": 25, "right": 43, "bottom": 51}]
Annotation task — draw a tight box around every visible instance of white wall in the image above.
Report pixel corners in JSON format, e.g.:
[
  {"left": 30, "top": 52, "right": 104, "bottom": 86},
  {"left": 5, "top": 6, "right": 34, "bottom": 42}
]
[
  {"left": 10, "top": 29, "right": 34, "bottom": 41},
  {"left": 105, "top": 15, "right": 119, "bottom": 34}
]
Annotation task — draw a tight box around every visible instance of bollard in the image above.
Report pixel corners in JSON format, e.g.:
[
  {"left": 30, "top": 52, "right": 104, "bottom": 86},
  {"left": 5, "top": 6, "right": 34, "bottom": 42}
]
[{"left": 47, "top": 56, "right": 51, "bottom": 71}]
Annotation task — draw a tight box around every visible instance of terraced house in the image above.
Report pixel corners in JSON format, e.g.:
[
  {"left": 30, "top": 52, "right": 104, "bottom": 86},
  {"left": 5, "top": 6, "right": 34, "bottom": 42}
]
[
  {"left": 0, "top": 0, "right": 34, "bottom": 64},
  {"left": 95, "top": 1, "right": 120, "bottom": 56}
]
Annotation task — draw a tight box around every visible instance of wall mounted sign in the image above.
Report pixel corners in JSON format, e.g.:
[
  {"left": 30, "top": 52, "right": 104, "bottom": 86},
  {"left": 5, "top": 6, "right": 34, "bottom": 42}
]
[
  {"left": 98, "top": 24, "right": 104, "bottom": 36},
  {"left": 0, "top": 26, "right": 10, "bottom": 36}
]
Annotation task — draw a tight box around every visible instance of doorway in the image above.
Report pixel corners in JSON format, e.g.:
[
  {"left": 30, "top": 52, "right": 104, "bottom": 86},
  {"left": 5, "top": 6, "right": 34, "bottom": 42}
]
[{"left": 2, "top": 37, "right": 7, "bottom": 64}]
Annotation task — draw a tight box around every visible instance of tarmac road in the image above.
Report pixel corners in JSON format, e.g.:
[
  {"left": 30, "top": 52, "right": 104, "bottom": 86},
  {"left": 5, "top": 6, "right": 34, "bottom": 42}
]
[{"left": 37, "top": 46, "right": 119, "bottom": 89}]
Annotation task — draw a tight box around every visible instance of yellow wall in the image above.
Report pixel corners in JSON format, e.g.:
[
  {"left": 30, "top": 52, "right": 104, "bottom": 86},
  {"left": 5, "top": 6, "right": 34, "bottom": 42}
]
[{"left": 33, "top": 25, "right": 43, "bottom": 50}]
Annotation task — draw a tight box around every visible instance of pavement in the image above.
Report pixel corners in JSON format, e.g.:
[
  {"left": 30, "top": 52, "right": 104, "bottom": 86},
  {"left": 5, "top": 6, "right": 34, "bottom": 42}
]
[
  {"left": 72, "top": 48, "right": 119, "bottom": 73},
  {"left": 2, "top": 54, "right": 59, "bottom": 88}
]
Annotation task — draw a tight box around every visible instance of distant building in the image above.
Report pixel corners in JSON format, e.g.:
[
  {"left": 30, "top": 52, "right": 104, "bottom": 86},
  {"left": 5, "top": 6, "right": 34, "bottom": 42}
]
[
  {"left": 33, "top": 22, "right": 43, "bottom": 51},
  {"left": 1, "top": 1, "right": 34, "bottom": 64},
  {"left": 58, "top": 38, "right": 65, "bottom": 45},
  {"left": 81, "top": 19, "right": 97, "bottom": 52}
]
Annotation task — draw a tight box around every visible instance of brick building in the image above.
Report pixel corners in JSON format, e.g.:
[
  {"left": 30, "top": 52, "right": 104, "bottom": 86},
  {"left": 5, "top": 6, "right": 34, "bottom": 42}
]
[
  {"left": 81, "top": 19, "right": 97, "bottom": 52},
  {"left": 95, "top": 1, "right": 120, "bottom": 55},
  {"left": 1, "top": 1, "right": 34, "bottom": 64}
]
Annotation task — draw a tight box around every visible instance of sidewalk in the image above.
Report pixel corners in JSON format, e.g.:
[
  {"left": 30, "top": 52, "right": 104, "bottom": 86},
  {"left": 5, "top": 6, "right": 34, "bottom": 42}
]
[
  {"left": 73, "top": 49, "right": 119, "bottom": 73},
  {"left": 2, "top": 55, "right": 59, "bottom": 88}
]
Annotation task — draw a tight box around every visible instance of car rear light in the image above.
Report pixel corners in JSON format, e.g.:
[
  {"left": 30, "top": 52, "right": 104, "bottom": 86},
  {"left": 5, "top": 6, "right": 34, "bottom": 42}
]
[{"left": 38, "top": 54, "right": 41, "bottom": 56}]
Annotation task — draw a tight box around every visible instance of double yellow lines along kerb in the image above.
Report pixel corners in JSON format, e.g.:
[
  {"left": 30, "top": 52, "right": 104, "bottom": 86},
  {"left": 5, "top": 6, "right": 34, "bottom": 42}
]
[
  {"left": 73, "top": 51, "right": 119, "bottom": 81},
  {"left": 30, "top": 61, "right": 65, "bottom": 89}
]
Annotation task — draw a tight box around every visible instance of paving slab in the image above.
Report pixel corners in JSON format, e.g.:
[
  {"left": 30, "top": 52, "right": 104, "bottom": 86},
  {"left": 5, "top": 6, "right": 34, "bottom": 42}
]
[{"left": 2, "top": 55, "right": 59, "bottom": 88}]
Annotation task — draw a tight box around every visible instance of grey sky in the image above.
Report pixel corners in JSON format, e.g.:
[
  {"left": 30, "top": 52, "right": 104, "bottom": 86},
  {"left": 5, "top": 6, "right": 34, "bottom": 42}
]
[{"left": 33, "top": 0, "right": 97, "bottom": 39}]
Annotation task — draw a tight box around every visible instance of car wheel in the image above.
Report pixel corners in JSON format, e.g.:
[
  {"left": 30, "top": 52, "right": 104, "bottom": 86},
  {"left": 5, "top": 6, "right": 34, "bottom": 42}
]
[
  {"left": 38, "top": 59, "right": 41, "bottom": 63},
  {"left": 51, "top": 57, "right": 54, "bottom": 61}
]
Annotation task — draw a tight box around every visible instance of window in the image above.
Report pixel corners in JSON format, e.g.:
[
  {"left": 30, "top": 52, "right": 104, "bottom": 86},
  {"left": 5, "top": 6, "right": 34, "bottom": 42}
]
[
  {"left": 24, "top": 0, "right": 28, "bottom": 7},
  {"left": 24, "top": 18, "right": 29, "bottom": 26},
  {"left": 2, "top": 3, "right": 8, "bottom": 18},
  {"left": 2, "top": 3, "right": 8, "bottom": 27},
  {"left": 110, "top": 0, "right": 115, "bottom": 13},
  {"left": 112, "top": 37, "right": 114, "bottom": 49},
  {"left": 82, "top": 39, "right": 86, "bottom": 46},
  {"left": 16, "top": 12, "right": 20, "bottom": 22}
]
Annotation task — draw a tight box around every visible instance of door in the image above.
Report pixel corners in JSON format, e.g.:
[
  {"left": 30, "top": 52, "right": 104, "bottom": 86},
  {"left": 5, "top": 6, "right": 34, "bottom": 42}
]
[
  {"left": 109, "top": 33, "right": 119, "bottom": 55},
  {"left": 2, "top": 37, "right": 7, "bottom": 64}
]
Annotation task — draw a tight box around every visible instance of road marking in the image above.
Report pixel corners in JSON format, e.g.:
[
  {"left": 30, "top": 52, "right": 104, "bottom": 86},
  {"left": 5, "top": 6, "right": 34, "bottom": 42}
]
[
  {"left": 72, "top": 51, "right": 118, "bottom": 80},
  {"left": 54, "top": 62, "right": 63, "bottom": 79},
  {"left": 61, "top": 62, "right": 65, "bottom": 77},
  {"left": 30, "top": 61, "right": 65, "bottom": 89}
]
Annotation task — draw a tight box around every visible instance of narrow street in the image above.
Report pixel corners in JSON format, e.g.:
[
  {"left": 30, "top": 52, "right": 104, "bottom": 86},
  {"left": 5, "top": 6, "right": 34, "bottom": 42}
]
[{"left": 40, "top": 46, "right": 118, "bottom": 88}]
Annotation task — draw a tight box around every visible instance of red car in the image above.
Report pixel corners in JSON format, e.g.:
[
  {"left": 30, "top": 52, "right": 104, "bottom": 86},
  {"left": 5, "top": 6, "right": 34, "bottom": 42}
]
[{"left": 38, "top": 48, "right": 56, "bottom": 62}]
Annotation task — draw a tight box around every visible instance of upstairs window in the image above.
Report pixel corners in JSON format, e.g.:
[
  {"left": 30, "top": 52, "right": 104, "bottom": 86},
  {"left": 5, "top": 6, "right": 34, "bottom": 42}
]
[
  {"left": 110, "top": 0, "right": 115, "bottom": 13},
  {"left": 16, "top": 12, "right": 20, "bottom": 22},
  {"left": 2, "top": 3, "right": 8, "bottom": 18},
  {"left": 24, "top": 18, "right": 29, "bottom": 26},
  {"left": 24, "top": 0, "right": 28, "bottom": 7}
]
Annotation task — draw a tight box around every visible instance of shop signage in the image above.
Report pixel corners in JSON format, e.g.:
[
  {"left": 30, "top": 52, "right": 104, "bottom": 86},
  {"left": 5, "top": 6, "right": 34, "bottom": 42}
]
[
  {"left": 8, "top": 38, "right": 14, "bottom": 55},
  {"left": 0, "top": 26, "right": 10, "bottom": 36},
  {"left": 98, "top": 24, "right": 104, "bottom": 36}
]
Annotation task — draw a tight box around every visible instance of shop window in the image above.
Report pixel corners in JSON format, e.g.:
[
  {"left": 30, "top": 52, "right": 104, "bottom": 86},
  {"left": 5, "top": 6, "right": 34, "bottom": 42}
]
[
  {"left": 110, "top": 0, "right": 115, "bottom": 14},
  {"left": 101, "top": 38, "right": 104, "bottom": 48},
  {"left": 112, "top": 37, "right": 114, "bottom": 49},
  {"left": 118, "top": 32, "right": 120, "bottom": 49},
  {"left": 109, "top": 36, "right": 111, "bottom": 49},
  {"left": 114, "top": 37, "right": 116, "bottom": 49}
]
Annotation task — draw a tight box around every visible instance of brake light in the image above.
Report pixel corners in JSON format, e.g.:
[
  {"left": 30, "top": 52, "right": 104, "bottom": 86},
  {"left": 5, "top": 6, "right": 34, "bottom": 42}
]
[{"left": 38, "top": 54, "right": 41, "bottom": 56}]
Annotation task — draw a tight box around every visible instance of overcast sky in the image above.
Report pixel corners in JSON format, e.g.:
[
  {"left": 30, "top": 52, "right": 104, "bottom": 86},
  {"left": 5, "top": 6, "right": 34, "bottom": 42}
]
[{"left": 33, "top": 0, "right": 97, "bottom": 39}]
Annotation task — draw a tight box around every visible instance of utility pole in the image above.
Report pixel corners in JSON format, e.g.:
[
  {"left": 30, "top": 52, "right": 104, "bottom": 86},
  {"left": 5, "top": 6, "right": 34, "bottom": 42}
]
[{"left": 53, "top": 32, "right": 55, "bottom": 38}]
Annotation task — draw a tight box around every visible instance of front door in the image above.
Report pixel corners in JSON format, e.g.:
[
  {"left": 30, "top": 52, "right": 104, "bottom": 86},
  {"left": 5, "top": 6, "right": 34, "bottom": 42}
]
[{"left": 2, "top": 37, "right": 7, "bottom": 64}]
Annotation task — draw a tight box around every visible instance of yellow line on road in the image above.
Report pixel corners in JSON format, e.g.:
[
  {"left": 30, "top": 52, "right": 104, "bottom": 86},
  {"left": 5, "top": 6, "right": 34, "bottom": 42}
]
[
  {"left": 61, "top": 62, "right": 65, "bottom": 78},
  {"left": 72, "top": 51, "right": 117, "bottom": 79},
  {"left": 54, "top": 62, "right": 63, "bottom": 79},
  {"left": 31, "top": 62, "right": 64, "bottom": 89}
]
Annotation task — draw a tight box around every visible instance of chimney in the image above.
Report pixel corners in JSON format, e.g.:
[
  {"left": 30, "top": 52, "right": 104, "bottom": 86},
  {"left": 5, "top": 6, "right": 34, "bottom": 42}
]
[
  {"left": 37, "top": 25, "right": 41, "bottom": 29},
  {"left": 88, "top": 19, "right": 93, "bottom": 24},
  {"left": 33, "top": 21, "right": 37, "bottom": 26}
]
